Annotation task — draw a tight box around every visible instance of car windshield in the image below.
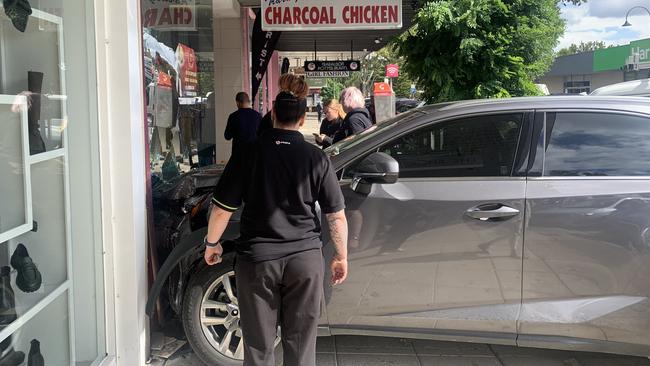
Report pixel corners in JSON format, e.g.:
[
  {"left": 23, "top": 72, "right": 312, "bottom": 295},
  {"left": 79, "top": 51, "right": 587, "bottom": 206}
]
[{"left": 324, "top": 109, "right": 425, "bottom": 157}]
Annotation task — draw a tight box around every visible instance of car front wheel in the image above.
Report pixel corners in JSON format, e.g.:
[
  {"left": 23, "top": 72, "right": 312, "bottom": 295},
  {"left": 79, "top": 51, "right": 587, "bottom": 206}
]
[{"left": 181, "top": 254, "right": 281, "bottom": 365}]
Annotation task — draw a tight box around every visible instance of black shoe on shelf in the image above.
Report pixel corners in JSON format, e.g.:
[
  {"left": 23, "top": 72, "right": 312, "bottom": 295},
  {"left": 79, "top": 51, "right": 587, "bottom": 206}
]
[
  {"left": 0, "top": 267, "right": 16, "bottom": 326},
  {"left": 28, "top": 339, "right": 43, "bottom": 366},
  {"left": 10, "top": 244, "right": 42, "bottom": 293},
  {"left": 0, "top": 348, "right": 25, "bottom": 366}
]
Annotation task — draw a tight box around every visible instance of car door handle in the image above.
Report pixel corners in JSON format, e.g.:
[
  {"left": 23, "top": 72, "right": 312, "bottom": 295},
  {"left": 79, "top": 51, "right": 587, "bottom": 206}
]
[{"left": 465, "top": 204, "right": 520, "bottom": 220}]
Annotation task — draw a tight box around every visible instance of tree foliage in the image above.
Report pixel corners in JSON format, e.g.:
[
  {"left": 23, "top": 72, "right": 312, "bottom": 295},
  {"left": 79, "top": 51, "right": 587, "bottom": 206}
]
[
  {"left": 320, "top": 79, "right": 345, "bottom": 103},
  {"left": 556, "top": 41, "right": 610, "bottom": 57},
  {"left": 396, "top": 0, "right": 566, "bottom": 103}
]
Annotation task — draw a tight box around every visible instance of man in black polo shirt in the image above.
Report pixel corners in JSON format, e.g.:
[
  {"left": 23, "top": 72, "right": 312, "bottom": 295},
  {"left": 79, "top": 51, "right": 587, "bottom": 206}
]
[{"left": 203, "top": 89, "right": 349, "bottom": 366}]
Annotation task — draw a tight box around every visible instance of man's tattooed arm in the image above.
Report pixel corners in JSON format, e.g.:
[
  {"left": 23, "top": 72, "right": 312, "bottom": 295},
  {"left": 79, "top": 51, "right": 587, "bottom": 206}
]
[{"left": 326, "top": 210, "right": 348, "bottom": 260}]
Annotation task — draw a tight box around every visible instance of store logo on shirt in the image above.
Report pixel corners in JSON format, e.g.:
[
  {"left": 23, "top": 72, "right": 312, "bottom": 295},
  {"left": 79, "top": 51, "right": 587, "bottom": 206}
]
[{"left": 276, "top": 140, "right": 291, "bottom": 145}]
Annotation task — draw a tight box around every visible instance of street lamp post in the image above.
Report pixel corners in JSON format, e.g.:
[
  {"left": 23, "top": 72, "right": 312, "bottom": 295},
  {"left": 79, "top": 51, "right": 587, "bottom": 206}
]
[{"left": 622, "top": 6, "right": 650, "bottom": 27}]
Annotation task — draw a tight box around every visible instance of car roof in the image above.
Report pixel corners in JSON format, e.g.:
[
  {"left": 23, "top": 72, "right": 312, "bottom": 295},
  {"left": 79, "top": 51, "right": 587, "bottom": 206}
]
[
  {"left": 417, "top": 96, "right": 650, "bottom": 116},
  {"left": 590, "top": 79, "right": 650, "bottom": 96}
]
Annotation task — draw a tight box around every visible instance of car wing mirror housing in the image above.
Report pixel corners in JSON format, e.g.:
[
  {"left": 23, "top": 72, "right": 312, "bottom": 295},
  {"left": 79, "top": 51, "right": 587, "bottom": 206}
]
[{"left": 351, "top": 152, "right": 399, "bottom": 194}]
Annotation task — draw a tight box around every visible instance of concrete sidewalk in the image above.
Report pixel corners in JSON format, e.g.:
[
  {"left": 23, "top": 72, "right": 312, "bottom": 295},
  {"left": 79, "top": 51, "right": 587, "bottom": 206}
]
[{"left": 161, "top": 332, "right": 650, "bottom": 366}]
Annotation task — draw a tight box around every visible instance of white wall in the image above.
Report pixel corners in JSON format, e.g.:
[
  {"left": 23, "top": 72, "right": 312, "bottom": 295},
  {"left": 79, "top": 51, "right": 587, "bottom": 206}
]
[
  {"left": 213, "top": 15, "right": 244, "bottom": 163},
  {"left": 591, "top": 70, "right": 624, "bottom": 90},
  {"left": 94, "top": 0, "right": 149, "bottom": 364}
]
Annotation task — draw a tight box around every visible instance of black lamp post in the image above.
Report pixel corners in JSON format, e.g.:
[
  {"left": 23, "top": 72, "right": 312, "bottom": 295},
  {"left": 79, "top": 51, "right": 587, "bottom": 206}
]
[{"left": 622, "top": 6, "right": 650, "bottom": 27}]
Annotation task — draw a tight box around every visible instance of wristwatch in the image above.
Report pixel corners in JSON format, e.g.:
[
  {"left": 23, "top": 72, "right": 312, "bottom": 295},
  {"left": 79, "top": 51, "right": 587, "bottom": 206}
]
[{"left": 204, "top": 236, "right": 220, "bottom": 248}]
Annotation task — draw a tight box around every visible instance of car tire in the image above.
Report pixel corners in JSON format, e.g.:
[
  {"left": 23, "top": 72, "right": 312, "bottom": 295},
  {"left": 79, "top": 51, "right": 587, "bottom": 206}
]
[{"left": 181, "top": 253, "right": 283, "bottom": 366}]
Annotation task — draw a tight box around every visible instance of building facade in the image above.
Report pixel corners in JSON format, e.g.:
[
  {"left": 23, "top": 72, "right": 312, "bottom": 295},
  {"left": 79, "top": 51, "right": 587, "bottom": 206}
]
[{"left": 539, "top": 38, "right": 650, "bottom": 95}]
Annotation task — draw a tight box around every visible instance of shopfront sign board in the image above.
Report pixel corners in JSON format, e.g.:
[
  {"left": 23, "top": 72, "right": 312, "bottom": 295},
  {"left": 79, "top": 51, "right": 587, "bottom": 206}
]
[
  {"left": 143, "top": 0, "right": 196, "bottom": 31},
  {"left": 304, "top": 60, "right": 360, "bottom": 78},
  {"left": 262, "top": 0, "right": 402, "bottom": 31}
]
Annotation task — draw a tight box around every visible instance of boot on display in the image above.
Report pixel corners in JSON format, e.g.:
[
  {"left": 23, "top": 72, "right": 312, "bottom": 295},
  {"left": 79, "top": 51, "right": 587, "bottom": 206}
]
[
  {"left": 10, "top": 244, "right": 42, "bottom": 293},
  {"left": 27, "top": 339, "right": 43, "bottom": 366},
  {"left": 0, "top": 348, "right": 24, "bottom": 366}
]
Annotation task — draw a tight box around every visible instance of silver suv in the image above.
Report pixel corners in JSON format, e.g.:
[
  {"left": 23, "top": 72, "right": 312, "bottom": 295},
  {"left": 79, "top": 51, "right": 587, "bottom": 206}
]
[{"left": 147, "top": 96, "right": 650, "bottom": 365}]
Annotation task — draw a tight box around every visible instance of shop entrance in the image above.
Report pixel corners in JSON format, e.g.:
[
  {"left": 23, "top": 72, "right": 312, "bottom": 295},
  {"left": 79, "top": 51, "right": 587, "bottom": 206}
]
[{"left": 140, "top": 0, "right": 415, "bottom": 363}]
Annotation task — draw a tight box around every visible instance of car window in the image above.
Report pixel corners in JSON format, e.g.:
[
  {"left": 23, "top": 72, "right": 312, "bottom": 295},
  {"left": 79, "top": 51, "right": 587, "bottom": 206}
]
[
  {"left": 376, "top": 113, "right": 523, "bottom": 178},
  {"left": 544, "top": 112, "right": 650, "bottom": 176}
]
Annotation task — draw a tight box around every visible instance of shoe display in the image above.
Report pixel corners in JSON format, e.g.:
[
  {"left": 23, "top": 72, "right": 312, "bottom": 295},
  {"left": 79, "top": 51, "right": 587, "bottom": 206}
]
[
  {"left": 0, "top": 267, "right": 16, "bottom": 326},
  {"left": 27, "top": 339, "right": 43, "bottom": 366},
  {"left": 2, "top": 0, "right": 32, "bottom": 33},
  {"left": 0, "top": 348, "right": 24, "bottom": 366},
  {"left": 10, "top": 244, "right": 42, "bottom": 293}
]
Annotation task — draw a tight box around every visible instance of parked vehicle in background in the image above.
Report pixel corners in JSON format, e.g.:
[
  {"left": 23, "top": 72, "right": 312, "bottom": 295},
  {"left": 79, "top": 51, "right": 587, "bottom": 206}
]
[
  {"left": 590, "top": 78, "right": 650, "bottom": 97},
  {"left": 146, "top": 96, "right": 650, "bottom": 365},
  {"left": 395, "top": 97, "right": 425, "bottom": 114}
]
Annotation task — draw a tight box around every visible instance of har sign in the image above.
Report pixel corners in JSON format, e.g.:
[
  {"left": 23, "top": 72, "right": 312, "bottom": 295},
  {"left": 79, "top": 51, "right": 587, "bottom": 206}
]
[
  {"left": 143, "top": 0, "right": 196, "bottom": 31},
  {"left": 262, "top": 0, "right": 402, "bottom": 31}
]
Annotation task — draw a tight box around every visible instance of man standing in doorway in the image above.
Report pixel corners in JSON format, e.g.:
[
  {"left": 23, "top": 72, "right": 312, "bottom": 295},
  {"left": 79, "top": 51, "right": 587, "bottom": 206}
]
[
  {"left": 224, "top": 92, "right": 262, "bottom": 155},
  {"left": 203, "top": 85, "right": 349, "bottom": 366}
]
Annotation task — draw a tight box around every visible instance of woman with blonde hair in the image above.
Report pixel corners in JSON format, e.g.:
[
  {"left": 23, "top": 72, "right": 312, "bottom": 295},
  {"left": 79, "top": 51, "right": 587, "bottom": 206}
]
[{"left": 315, "top": 99, "right": 346, "bottom": 148}]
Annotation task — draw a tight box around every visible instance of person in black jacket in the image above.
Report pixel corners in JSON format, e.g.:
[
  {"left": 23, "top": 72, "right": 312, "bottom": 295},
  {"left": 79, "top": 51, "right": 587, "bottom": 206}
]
[
  {"left": 314, "top": 99, "right": 345, "bottom": 148},
  {"left": 224, "top": 92, "right": 261, "bottom": 155},
  {"left": 332, "top": 87, "right": 373, "bottom": 144}
]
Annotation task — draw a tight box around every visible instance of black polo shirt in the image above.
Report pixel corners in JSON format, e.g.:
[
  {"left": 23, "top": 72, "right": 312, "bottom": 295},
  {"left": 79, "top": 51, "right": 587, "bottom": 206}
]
[{"left": 212, "top": 128, "right": 345, "bottom": 262}]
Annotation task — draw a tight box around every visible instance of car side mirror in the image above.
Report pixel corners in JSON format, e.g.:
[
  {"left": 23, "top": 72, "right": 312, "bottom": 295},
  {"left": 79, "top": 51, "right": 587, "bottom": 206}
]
[{"left": 351, "top": 152, "right": 399, "bottom": 195}]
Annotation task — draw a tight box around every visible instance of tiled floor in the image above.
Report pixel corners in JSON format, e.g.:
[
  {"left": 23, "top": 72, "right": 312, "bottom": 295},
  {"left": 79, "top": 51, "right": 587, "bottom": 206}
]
[{"left": 161, "top": 334, "right": 650, "bottom": 366}]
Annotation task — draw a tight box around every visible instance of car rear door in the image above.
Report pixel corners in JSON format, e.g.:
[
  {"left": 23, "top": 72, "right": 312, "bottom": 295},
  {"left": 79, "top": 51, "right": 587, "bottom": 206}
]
[
  {"left": 520, "top": 110, "right": 650, "bottom": 354},
  {"left": 325, "top": 112, "right": 532, "bottom": 343}
]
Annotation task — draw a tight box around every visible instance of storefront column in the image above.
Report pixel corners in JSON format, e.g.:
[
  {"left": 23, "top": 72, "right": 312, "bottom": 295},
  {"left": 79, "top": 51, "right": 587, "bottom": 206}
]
[
  {"left": 94, "top": 0, "right": 149, "bottom": 364},
  {"left": 213, "top": 8, "right": 244, "bottom": 164}
]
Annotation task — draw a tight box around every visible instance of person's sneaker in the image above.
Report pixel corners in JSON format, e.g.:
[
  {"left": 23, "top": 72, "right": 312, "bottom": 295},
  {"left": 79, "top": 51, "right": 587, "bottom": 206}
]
[
  {"left": 0, "top": 348, "right": 25, "bottom": 366},
  {"left": 10, "top": 244, "right": 42, "bottom": 293},
  {"left": 27, "top": 339, "right": 43, "bottom": 366}
]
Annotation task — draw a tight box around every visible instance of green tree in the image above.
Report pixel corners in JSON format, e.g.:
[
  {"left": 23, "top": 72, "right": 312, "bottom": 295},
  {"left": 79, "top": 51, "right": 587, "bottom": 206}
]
[
  {"left": 395, "top": 0, "right": 566, "bottom": 103},
  {"left": 556, "top": 41, "right": 610, "bottom": 57},
  {"left": 320, "top": 79, "right": 345, "bottom": 103}
]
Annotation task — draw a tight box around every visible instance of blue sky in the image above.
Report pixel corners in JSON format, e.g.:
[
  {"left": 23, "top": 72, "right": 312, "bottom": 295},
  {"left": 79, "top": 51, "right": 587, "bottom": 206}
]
[{"left": 558, "top": 0, "right": 650, "bottom": 49}]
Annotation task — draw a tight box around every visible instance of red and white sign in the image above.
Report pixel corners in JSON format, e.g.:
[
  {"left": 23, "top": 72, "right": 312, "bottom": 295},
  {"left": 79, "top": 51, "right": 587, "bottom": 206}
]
[
  {"left": 386, "top": 64, "right": 399, "bottom": 78},
  {"left": 143, "top": 0, "right": 196, "bottom": 31},
  {"left": 373, "top": 82, "right": 393, "bottom": 96},
  {"left": 262, "top": 0, "right": 402, "bottom": 31},
  {"left": 176, "top": 43, "right": 198, "bottom": 97}
]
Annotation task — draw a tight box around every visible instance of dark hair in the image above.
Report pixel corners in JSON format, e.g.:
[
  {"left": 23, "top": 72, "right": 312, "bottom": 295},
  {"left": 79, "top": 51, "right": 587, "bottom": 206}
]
[
  {"left": 274, "top": 91, "right": 307, "bottom": 125},
  {"left": 235, "top": 92, "right": 250, "bottom": 104}
]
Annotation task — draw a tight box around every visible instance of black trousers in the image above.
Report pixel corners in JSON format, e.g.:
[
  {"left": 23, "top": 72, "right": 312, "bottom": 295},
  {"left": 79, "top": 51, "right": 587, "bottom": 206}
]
[{"left": 235, "top": 249, "right": 324, "bottom": 366}]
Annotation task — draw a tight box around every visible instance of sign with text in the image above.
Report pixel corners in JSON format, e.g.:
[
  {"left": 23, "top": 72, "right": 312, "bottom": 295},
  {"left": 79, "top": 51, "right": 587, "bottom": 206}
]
[
  {"left": 143, "top": 0, "right": 196, "bottom": 31},
  {"left": 386, "top": 64, "right": 399, "bottom": 78},
  {"left": 262, "top": 0, "right": 402, "bottom": 31},
  {"left": 304, "top": 60, "right": 360, "bottom": 78},
  {"left": 251, "top": 10, "right": 282, "bottom": 102},
  {"left": 176, "top": 43, "right": 198, "bottom": 97}
]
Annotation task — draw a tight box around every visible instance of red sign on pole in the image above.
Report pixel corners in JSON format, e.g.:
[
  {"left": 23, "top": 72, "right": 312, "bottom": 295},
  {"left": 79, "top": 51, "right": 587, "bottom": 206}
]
[
  {"left": 374, "top": 82, "right": 393, "bottom": 96},
  {"left": 386, "top": 64, "right": 399, "bottom": 78}
]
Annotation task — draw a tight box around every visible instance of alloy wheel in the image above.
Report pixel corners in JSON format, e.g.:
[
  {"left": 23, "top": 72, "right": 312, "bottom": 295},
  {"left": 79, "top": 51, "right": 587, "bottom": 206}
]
[{"left": 199, "top": 271, "right": 281, "bottom": 361}]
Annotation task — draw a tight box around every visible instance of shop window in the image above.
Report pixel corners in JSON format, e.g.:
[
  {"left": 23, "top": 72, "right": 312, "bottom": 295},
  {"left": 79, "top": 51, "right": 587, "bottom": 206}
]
[
  {"left": 563, "top": 80, "right": 591, "bottom": 94},
  {"left": 142, "top": 2, "right": 217, "bottom": 179},
  {"left": 0, "top": 1, "right": 106, "bottom": 365}
]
